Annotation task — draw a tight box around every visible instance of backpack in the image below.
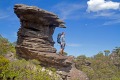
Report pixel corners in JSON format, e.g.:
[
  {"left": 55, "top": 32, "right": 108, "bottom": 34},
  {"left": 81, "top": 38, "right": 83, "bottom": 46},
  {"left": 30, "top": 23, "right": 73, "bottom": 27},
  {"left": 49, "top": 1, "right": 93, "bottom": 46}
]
[{"left": 57, "top": 33, "right": 61, "bottom": 44}]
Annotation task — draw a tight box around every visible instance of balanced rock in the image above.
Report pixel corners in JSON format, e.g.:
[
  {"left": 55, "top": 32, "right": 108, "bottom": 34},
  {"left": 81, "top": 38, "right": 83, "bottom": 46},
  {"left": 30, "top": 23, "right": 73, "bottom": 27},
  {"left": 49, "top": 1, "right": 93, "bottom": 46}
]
[{"left": 14, "top": 4, "right": 88, "bottom": 80}]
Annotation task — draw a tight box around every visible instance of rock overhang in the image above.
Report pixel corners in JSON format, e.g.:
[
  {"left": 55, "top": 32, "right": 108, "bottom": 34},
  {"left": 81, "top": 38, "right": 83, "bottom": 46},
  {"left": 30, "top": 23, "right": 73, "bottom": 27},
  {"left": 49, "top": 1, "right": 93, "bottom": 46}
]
[
  {"left": 14, "top": 4, "right": 89, "bottom": 80},
  {"left": 14, "top": 4, "right": 66, "bottom": 28}
]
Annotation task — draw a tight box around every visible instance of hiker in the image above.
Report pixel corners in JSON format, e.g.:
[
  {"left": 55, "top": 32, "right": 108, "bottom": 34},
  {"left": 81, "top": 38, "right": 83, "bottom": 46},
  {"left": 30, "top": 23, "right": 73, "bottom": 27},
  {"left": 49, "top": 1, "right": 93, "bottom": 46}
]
[
  {"left": 57, "top": 32, "right": 66, "bottom": 55},
  {"left": 59, "top": 32, "right": 65, "bottom": 55},
  {"left": 60, "top": 32, "right": 66, "bottom": 55}
]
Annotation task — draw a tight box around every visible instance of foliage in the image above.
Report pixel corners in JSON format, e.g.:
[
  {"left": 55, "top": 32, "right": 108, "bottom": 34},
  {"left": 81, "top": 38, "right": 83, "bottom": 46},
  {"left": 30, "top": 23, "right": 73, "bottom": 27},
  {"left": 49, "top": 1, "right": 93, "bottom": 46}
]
[
  {"left": 113, "top": 47, "right": 120, "bottom": 57},
  {"left": 0, "top": 35, "right": 60, "bottom": 80},
  {"left": 47, "top": 67, "right": 56, "bottom": 73},
  {"left": 0, "top": 56, "right": 9, "bottom": 77},
  {"left": 0, "top": 35, "right": 16, "bottom": 55},
  {"left": 1, "top": 34, "right": 120, "bottom": 80},
  {"left": 0, "top": 59, "right": 59, "bottom": 80},
  {"left": 104, "top": 50, "right": 110, "bottom": 56},
  {"left": 75, "top": 55, "right": 86, "bottom": 70},
  {"left": 75, "top": 49, "right": 120, "bottom": 80},
  {"left": 28, "top": 59, "right": 40, "bottom": 65},
  {"left": 12, "top": 41, "right": 17, "bottom": 46},
  {"left": 81, "top": 66, "right": 94, "bottom": 80},
  {"left": 63, "top": 52, "right": 68, "bottom": 56},
  {"left": 112, "top": 47, "right": 120, "bottom": 69}
]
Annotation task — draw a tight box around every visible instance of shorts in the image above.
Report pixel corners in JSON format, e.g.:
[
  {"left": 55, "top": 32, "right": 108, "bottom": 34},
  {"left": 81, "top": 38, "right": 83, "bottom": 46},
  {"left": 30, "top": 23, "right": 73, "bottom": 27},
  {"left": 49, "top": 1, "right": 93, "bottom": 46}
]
[{"left": 61, "top": 43, "right": 65, "bottom": 50}]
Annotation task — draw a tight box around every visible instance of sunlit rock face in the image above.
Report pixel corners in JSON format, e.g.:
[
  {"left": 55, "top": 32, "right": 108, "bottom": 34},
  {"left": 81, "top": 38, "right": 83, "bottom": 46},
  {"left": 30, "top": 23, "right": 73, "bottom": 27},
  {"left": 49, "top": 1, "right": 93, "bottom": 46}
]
[
  {"left": 14, "top": 4, "right": 88, "bottom": 80},
  {"left": 14, "top": 4, "right": 65, "bottom": 56}
]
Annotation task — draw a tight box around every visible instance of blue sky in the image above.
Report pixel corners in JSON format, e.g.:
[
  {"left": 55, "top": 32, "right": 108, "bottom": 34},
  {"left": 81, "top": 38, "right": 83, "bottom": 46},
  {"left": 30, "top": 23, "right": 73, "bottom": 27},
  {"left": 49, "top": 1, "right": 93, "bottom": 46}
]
[{"left": 0, "top": 0, "right": 120, "bottom": 57}]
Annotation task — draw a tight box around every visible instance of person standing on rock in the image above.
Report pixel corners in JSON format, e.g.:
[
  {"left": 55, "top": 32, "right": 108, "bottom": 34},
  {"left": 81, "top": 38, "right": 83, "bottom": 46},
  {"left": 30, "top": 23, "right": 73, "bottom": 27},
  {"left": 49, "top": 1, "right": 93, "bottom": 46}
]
[{"left": 60, "top": 32, "right": 66, "bottom": 55}]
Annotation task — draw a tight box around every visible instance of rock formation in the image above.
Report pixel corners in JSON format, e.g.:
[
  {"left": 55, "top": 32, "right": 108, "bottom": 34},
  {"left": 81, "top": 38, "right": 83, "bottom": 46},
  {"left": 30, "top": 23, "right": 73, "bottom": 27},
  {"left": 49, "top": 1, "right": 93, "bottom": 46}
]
[{"left": 14, "top": 4, "right": 88, "bottom": 80}]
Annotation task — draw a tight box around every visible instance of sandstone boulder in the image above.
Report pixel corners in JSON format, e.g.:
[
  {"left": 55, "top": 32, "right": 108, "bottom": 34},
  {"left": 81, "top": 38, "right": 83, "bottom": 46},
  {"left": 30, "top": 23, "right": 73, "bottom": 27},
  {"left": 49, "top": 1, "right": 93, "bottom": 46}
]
[{"left": 14, "top": 4, "right": 88, "bottom": 80}]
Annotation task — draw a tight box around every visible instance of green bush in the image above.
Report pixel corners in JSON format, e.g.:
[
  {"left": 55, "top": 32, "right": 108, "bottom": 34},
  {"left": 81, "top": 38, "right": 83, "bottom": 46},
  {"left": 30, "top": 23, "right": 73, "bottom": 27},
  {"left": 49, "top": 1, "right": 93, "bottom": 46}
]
[
  {"left": 0, "top": 56, "right": 9, "bottom": 78},
  {"left": 0, "top": 35, "right": 59, "bottom": 80},
  {"left": 1, "top": 59, "right": 58, "bottom": 80},
  {"left": 81, "top": 66, "right": 94, "bottom": 80},
  {"left": 28, "top": 59, "right": 40, "bottom": 65},
  {"left": 0, "top": 35, "right": 16, "bottom": 56},
  {"left": 76, "top": 50, "right": 120, "bottom": 80}
]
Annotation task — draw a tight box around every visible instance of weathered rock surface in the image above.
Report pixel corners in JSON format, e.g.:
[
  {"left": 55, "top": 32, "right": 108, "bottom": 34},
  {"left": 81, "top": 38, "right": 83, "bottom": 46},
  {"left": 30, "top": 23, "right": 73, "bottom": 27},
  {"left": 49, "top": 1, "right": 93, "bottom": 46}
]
[
  {"left": 4, "top": 52, "right": 17, "bottom": 61},
  {"left": 14, "top": 4, "right": 88, "bottom": 80}
]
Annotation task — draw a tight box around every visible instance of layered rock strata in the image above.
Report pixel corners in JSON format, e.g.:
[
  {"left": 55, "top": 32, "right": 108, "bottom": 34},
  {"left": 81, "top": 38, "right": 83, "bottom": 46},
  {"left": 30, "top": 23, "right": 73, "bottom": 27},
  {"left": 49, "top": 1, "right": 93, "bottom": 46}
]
[{"left": 14, "top": 4, "right": 88, "bottom": 80}]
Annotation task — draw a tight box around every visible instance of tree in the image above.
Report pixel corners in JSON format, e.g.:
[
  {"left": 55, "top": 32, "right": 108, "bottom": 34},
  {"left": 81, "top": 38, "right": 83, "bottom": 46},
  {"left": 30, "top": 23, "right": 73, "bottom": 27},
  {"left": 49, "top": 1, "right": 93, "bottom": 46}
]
[
  {"left": 114, "top": 47, "right": 120, "bottom": 56},
  {"left": 112, "top": 47, "right": 120, "bottom": 69},
  {"left": 104, "top": 50, "right": 110, "bottom": 56},
  {"left": 75, "top": 55, "right": 87, "bottom": 69}
]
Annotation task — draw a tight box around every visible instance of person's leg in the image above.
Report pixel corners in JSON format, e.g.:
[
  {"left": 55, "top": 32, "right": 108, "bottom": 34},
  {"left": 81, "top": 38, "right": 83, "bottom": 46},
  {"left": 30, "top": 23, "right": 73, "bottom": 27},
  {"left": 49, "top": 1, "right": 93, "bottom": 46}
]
[
  {"left": 59, "top": 44, "right": 62, "bottom": 55},
  {"left": 61, "top": 49, "right": 64, "bottom": 55},
  {"left": 60, "top": 44, "right": 64, "bottom": 55},
  {"left": 61, "top": 43, "right": 65, "bottom": 55},
  {"left": 59, "top": 50, "right": 61, "bottom": 55}
]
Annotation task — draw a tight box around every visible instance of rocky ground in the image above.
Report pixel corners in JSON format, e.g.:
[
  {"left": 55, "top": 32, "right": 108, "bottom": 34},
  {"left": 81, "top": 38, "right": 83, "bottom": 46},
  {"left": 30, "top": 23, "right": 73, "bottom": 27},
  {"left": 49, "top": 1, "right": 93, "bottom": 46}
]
[{"left": 14, "top": 4, "right": 89, "bottom": 80}]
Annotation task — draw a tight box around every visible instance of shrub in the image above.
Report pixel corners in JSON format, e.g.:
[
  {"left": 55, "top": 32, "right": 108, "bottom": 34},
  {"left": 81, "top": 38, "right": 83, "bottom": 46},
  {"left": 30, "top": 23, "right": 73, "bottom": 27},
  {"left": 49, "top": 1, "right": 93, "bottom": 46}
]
[
  {"left": 0, "top": 56, "right": 9, "bottom": 78},
  {"left": 76, "top": 51, "right": 120, "bottom": 80},
  {"left": 1, "top": 59, "right": 58, "bottom": 80},
  {"left": 0, "top": 35, "right": 16, "bottom": 56}
]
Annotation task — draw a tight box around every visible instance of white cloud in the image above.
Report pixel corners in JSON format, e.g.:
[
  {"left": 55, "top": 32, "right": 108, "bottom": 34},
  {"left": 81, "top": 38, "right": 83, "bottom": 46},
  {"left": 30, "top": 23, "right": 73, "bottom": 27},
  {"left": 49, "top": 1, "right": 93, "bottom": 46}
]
[
  {"left": 0, "top": 10, "right": 10, "bottom": 19},
  {"left": 85, "top": 7, "right": 120, "bottom": 25},
  {"left": 94, "top": 11, "right": 115, "bottom": 17},
  {"left": 87, "top": 0, "right": 120, "bottom": 12},
  {"left": 0, "top": 8, "right": 12, "bottom": 20},
  {"left": 103, "top": 19, "right": 120, "bottom": 25},
  {"left": 102, "top": 12, "right": 120, "bottom": 25},
  {"left": 55, "top": 43, "right": 81, "bottom": 47},
  {"left": 0, "top": 7, "right": 18, "bottom": 21},
  {"left": 67, "top": 43, "right": 81, "bottom": 47},
  {"left": 52, "top": 3, "right": 84, "bottom": 20},
  {"left": 0, "top": 15, "right": 10, "bottom": 19}
]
